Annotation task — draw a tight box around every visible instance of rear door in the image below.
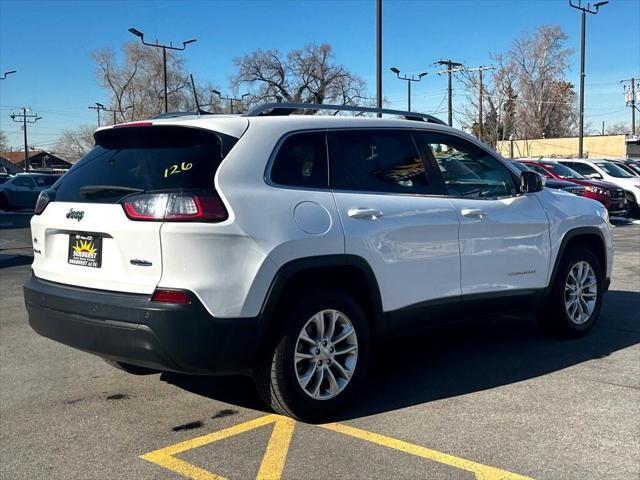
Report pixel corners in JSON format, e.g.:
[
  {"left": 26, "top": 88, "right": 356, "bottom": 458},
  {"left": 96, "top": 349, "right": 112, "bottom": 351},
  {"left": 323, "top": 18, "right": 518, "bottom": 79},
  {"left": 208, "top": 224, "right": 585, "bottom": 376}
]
[
  {"left": 31, "top": 125, "right": 236, "bottom": 294},
  {"left": 328, "top": 129, "right": 461, "bottom": 322}
]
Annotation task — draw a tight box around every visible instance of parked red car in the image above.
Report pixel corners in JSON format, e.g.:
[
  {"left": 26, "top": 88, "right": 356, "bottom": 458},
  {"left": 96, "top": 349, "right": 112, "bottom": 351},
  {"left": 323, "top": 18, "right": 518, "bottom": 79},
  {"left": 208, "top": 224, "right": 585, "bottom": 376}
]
[{"left": 520, "top": 160, "right": 628, "bottom": 216}]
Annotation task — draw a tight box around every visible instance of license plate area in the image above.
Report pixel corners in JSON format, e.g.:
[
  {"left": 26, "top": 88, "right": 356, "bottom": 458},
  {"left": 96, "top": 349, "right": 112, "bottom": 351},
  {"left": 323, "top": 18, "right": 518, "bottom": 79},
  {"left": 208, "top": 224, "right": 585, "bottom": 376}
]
[{"left": 68, "top": 233, "right": 102, "bottom": 268}]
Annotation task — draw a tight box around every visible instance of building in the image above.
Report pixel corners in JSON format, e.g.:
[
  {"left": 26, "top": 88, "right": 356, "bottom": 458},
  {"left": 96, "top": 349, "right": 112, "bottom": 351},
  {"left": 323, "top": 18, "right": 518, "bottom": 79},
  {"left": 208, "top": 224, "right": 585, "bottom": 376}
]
[
  {"left": 495, "top": 134, "right": 639, "bottom": 159},
  {"left": 0, "top": 150, "right": 73, "bottom": 173}
]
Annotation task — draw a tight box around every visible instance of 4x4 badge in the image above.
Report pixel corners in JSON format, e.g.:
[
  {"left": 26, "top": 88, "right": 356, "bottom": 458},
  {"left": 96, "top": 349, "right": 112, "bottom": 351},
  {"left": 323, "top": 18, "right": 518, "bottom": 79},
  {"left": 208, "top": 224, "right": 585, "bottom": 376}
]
[{"left": 66, "top": 209, "right": 84, "bottom": 221}]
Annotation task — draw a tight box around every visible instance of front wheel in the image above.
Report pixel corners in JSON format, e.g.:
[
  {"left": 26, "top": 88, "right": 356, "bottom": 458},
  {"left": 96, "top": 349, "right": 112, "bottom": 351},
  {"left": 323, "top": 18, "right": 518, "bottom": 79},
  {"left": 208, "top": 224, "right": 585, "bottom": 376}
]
[
  {"left": 254, "top": 289, "right": 370, "bottom": 422},
  {"left": 538, "top": 247, "right": 604, "bottom": 337}
]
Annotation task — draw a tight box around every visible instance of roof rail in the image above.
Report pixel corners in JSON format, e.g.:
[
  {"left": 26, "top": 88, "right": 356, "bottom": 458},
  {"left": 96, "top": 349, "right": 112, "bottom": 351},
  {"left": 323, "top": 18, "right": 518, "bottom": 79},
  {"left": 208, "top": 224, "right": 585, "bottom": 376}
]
[{"left": 243, "top": 102, "right": 446, "bottom": 125}]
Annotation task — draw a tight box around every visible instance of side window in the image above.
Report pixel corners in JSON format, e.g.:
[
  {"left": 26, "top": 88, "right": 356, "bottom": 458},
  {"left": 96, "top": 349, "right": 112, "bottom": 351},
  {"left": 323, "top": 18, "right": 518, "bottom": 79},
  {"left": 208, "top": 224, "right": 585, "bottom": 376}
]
[
  {"left": 328, "top": 130, "right": 430, "bottom": 194},
  {"left": 270, "top": 132, "right": 328, "bottom": 189},
  {"left": 13, "top": 177, "right": 34, "bottom": 187},
  {"left": 414, "top": 131, "right": 517, "bottom": 199},
  {"left": 565, "top": 162, "right": 595, "bottom": 176}
]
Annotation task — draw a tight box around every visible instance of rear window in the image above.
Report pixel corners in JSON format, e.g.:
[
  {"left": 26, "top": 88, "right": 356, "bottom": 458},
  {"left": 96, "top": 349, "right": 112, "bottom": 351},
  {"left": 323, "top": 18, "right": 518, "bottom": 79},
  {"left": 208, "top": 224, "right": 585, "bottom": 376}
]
[{"left": 54, "top": 126, "right": 237, "bottom": 203}]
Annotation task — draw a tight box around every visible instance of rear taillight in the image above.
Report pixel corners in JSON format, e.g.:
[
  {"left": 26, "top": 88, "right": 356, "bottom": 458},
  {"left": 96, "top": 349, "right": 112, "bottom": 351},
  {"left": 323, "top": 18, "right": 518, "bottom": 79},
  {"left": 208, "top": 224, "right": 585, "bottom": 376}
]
[
  {"left": 121, "top": 192, "right": 228, "bottom": 222},
  {"left": 151, "top": 289, "right": 191, "bottom": 304},
  {"left": 34, "top": 191, "right": 51, "bottom": 215},
  {"left": 113, "top": 121, "right": 153, "bottom": 128}
]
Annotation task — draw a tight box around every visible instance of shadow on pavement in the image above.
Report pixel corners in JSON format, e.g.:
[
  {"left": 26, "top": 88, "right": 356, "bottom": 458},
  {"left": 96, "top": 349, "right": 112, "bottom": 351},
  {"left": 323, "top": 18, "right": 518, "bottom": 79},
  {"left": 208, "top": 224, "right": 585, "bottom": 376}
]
[
  {"left": 161, "top": 289, "right": 640, "bottom": 420},
  {"left": 0, "top": 254, "right": 33, "bottom": 269}
]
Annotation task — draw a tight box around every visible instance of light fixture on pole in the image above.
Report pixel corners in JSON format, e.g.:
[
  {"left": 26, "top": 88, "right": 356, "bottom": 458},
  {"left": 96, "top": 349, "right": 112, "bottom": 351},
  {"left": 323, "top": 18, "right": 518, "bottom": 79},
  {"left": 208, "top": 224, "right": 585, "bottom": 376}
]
[
  {"left": 390, "top": 67, "right": 427, "bottom": 112},
  {"left": 212, "top": 90, "right": 250, "bottom": 114},
  {"left": 0, "top": 70, "right": 16, "bottom": 80},
  {"left": 128, "top": 27, "right": 197, "bottom": 113}
]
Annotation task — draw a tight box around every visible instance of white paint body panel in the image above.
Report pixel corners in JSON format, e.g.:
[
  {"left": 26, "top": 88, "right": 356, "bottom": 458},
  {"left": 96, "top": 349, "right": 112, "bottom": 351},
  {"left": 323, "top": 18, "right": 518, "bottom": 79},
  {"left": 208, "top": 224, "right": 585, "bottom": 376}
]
[
  {"left": 448, "top": 193, "right": 551, "bottom": 295},
  {"left": 31, "top": 115, "right": 613, "bottom": 321},
  {"left": 333, "top": 192, "right": 460, "bottom": 311}
]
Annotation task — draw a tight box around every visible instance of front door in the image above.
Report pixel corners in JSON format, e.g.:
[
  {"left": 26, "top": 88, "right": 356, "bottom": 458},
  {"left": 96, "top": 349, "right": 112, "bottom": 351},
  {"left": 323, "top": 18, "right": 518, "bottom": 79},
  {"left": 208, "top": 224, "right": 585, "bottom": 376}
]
[{"left": 413, "top": 131, "right": 550, "bottom": 310}]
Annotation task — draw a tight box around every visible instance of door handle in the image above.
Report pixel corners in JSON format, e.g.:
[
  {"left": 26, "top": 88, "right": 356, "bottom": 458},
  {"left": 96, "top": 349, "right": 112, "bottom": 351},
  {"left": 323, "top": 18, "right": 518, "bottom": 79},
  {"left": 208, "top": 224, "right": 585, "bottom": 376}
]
[
  {"left": 461, "top": 208, "right": 487, "bottom": 219},
  {"left": 347, "top": 208, "right": 384, "bottom": 220}
]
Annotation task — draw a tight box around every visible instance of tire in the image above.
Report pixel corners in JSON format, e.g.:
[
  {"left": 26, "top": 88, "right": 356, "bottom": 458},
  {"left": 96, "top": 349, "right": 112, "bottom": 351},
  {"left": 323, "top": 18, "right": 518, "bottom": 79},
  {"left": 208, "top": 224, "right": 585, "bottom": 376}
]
[
  {"left": 538, "top": 247, "right": 604, "bottom": 338},
  {"left": 103, "top": 358, "right": 158, "bottom": 375},
  {"left": 254, "top": 289, "right": 371, "bottom": 422}
]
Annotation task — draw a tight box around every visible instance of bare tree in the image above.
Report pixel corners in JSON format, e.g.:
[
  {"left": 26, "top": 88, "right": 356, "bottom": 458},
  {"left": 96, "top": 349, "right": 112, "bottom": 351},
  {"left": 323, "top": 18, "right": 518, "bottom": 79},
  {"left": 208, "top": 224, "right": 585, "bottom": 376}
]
[
  {"left": 92, "top": 42, "right": 222, "bottom": 120},
  {"left": 54, "top": 125, "right": 95, "bottom": 162},
  {"left": 232, "top": 43, "right": 368, "bottom": 108},
  {"left": 604, "top": 122, "right": 631, "bottom": 135},
  {"left": 0, "top": 130, "right": 8, "bottom": 151},
  {"left": 460, "top": 26, "right": 576, "bottom": 144}
]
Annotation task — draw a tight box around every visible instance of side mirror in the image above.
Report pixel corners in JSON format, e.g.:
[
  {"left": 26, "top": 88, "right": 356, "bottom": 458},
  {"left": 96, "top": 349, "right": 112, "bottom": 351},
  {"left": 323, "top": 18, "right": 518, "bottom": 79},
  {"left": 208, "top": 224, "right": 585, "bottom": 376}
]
[
  {"left": 586, "top": 172, "right": 602, "bottom": 180},
  {"left": 520, "top": 171, "right": 544, "bottom": 193}
]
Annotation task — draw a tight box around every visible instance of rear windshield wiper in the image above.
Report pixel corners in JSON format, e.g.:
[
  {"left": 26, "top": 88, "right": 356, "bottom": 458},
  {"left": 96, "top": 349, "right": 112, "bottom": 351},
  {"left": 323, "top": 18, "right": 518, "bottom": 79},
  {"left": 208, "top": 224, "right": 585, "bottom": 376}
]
[{"left": 79, "top": 185, "right": 144, "bottom": 200}]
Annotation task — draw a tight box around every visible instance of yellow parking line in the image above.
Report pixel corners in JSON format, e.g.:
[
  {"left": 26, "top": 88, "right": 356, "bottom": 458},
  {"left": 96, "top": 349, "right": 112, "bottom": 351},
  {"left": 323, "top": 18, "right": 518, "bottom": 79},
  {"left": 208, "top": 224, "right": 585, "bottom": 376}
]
[
  {"left": 321, "top": 422, "right": 534, "bottom": 480},
  {"left": 140, "top": 414, "right": 296, "bottom": 480},
  {"left": 256, "top": 416, "right": 296, "bottom": 480}
]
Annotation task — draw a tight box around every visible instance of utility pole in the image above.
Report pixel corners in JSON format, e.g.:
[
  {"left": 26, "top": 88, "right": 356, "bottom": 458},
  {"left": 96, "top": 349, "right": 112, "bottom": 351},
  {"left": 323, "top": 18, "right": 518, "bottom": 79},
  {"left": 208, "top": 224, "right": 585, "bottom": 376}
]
[
  {"left": 10, "top": 107, "right": 42, "bottom": 171},
  {"left": 376, "top": 0, "right": 382, "bottom": 117},
  {"left": 621, "top": 78, "right": 638, "bottom": 136},
  {"left": 435, "top": 59, "right": 464, "bottom": 126},
  {"left": 129, "top": 28, "right": 197, "bottom": 113},
  {"left": 465, "top": 66, "right": 495, "bottom": 141},
  {"left": 569, "top": 0, "right": 608, "bottom": 157},
  {"left": 211, "top": 90, "right": 250, "bottom": 114},
  {"left": 389, "top": 68, "right": 427, "bottom": 112},
  {"left": 88, "top": 103, "right": 108, "bottom": 127}
]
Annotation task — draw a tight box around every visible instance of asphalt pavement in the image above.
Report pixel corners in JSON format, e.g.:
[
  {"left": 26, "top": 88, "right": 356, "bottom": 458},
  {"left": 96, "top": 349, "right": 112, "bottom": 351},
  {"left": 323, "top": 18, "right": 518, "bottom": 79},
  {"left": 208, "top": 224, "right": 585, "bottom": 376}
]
[{"left": 1, "top": 212, "right": 638, "bottom": 480}]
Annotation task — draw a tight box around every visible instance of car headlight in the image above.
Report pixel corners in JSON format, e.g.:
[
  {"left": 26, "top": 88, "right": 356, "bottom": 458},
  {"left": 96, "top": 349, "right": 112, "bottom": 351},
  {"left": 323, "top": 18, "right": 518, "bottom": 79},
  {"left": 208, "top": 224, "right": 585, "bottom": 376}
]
[{"left": 584, "top": 185, "right": 607, "bottom": 195}]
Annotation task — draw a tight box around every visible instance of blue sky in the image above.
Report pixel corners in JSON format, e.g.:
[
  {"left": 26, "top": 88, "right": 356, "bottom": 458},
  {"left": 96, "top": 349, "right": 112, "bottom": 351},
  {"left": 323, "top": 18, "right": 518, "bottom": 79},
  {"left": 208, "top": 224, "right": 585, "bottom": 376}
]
[{"left": 0, "top": 0, "right": 638, "bottom": 151}]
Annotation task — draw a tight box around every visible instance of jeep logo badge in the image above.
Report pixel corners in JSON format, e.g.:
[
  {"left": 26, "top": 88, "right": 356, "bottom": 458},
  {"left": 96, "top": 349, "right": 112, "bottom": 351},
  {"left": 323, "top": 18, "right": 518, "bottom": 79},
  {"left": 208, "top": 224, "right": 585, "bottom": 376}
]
[{"left": 66, "top": 209, "right": 84, "bottom": 221}]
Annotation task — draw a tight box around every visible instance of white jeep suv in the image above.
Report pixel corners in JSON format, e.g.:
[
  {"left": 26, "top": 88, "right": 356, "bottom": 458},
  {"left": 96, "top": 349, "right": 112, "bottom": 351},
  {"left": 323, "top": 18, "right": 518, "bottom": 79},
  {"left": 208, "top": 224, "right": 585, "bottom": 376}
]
[{"left": 24, "top": 103, "right": 613, "bottom": 421}]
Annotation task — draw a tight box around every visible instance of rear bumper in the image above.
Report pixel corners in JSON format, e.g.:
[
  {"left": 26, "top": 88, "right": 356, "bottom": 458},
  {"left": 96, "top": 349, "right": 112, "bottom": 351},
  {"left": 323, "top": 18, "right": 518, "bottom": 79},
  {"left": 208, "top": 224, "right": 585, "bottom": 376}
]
[{"left": 23, "top": 276, "right": 263, "bottom": 375}]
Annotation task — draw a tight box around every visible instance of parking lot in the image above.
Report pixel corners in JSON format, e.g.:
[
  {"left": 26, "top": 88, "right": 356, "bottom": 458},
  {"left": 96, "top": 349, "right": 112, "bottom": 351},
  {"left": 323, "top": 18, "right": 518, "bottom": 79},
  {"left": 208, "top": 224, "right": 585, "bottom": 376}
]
[{"left": 1, "top": 212, "right": 638, "bottom": 480}]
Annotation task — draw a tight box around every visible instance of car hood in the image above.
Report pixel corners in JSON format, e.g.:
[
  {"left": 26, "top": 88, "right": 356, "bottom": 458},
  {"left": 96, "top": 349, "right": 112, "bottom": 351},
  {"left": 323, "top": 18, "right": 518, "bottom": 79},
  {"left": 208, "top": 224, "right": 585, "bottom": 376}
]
[
  {"left": 544, "top": 178, "right": 578, "bottom": 188},
  {"left": 570, "top": 178, "right": 621, "bottom": 190}
]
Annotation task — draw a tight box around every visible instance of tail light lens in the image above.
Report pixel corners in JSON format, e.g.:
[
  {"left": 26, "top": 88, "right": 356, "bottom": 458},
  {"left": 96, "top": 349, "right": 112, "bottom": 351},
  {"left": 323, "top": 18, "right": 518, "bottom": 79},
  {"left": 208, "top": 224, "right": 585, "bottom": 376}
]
[
  {"left": 122, "top": 192, "right": 228, "bottom": 222},
  {"left": 34, "top": 191, "right": 51, "bottom": 215},
  {"left": 151, "top": 289, "right": 191, "bottom": 304}
]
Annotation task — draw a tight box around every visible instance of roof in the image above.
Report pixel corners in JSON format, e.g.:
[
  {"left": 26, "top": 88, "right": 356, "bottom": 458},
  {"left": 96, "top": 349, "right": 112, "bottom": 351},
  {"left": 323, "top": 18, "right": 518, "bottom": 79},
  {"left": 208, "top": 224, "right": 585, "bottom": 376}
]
[{"left": 0, "top": 150, "right": 67, "bottom": 165}]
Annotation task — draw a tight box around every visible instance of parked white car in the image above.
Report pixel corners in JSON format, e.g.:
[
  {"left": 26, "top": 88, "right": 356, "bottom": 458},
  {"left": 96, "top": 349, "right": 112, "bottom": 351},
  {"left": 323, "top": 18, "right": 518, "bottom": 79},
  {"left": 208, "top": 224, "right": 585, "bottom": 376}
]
[
  {"left": 24, "top": 104, "right": 613, "bottom": 421},
  {"left": 557, "top": 158, "right": 640, "bottom": 216}
]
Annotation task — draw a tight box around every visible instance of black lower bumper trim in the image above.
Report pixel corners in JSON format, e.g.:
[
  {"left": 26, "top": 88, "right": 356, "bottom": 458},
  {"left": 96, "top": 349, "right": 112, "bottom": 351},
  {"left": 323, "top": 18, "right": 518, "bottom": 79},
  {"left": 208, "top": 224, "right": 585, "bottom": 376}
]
[{"left": 23, "top": 276, "right": 262, "bottom": 375}]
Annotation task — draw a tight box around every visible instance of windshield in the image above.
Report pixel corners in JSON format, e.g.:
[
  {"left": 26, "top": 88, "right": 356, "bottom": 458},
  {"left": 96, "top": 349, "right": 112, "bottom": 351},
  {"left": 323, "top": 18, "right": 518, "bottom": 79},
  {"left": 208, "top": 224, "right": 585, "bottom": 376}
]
[
  {"left": 541, "top": 163, "right": 584, "bottom": 180},
  {"left": 511, "top": 162, "right": 531, "bottom": 173},
  {"left": 595, "top": 162, "right": 635, "bottom": 178}
]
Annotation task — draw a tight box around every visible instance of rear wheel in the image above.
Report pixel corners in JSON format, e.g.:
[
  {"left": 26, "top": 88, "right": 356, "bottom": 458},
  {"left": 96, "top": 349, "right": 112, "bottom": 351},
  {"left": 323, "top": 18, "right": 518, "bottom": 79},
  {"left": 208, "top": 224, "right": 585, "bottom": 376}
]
[
  {"left": 538, "top": 247, "right": 604, "bottom": 337},
  {"left": 254, "top": 289, "right": 370, "bottom": 422}
]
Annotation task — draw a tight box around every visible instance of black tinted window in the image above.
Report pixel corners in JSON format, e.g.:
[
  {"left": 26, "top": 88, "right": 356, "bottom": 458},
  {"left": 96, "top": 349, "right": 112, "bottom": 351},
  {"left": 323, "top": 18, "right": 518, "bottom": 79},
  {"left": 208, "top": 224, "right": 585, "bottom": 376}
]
[
  {"left": 328, "top": 130, "right": 429, "bottom": 194},
  {"left": 564, "top": 162, "right": 596, "bottom": 176},
  {"left": 270, "top": 132, "right": 328, "bottom": 188},
  {"left": 414, "top": 131, "right": 516, "bottom": 199},
  {"left": 13, "top": 176, "right": 34, "bottom": 187},
  {"left": 55, "top": 126, "right": 235, "bottom": 203},
  {"left": 34, "top": 176, "right": 57, "bottom": 186}
]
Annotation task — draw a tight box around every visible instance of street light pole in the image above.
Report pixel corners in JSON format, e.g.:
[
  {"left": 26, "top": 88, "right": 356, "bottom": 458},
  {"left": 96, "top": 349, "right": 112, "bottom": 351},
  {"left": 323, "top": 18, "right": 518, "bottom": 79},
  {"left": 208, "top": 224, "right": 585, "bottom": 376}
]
[
  {"left": 212, "top": 90, "right": 250, "bottom": 114},
  {"left": 376, "top": 0, "right": 382, "bottom": 117},
  {"left": 128, "top": 28, "right": 197, "bottom": 113},
  {"left": 389, "top": 68, "right": 428, "bottom": 112},
  {"left": 569, "top": 0, "right": 608, "bottom": 158}
]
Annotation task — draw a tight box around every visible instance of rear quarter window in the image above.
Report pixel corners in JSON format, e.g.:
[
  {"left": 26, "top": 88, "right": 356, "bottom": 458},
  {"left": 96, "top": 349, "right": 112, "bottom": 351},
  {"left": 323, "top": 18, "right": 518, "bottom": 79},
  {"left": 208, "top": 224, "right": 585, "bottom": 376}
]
[
  {"left": 54, "top": 126, "right": 237, "bottom": 203},
  {"left": 270, "top": 132, "right": 328, "bottom": 188}
]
